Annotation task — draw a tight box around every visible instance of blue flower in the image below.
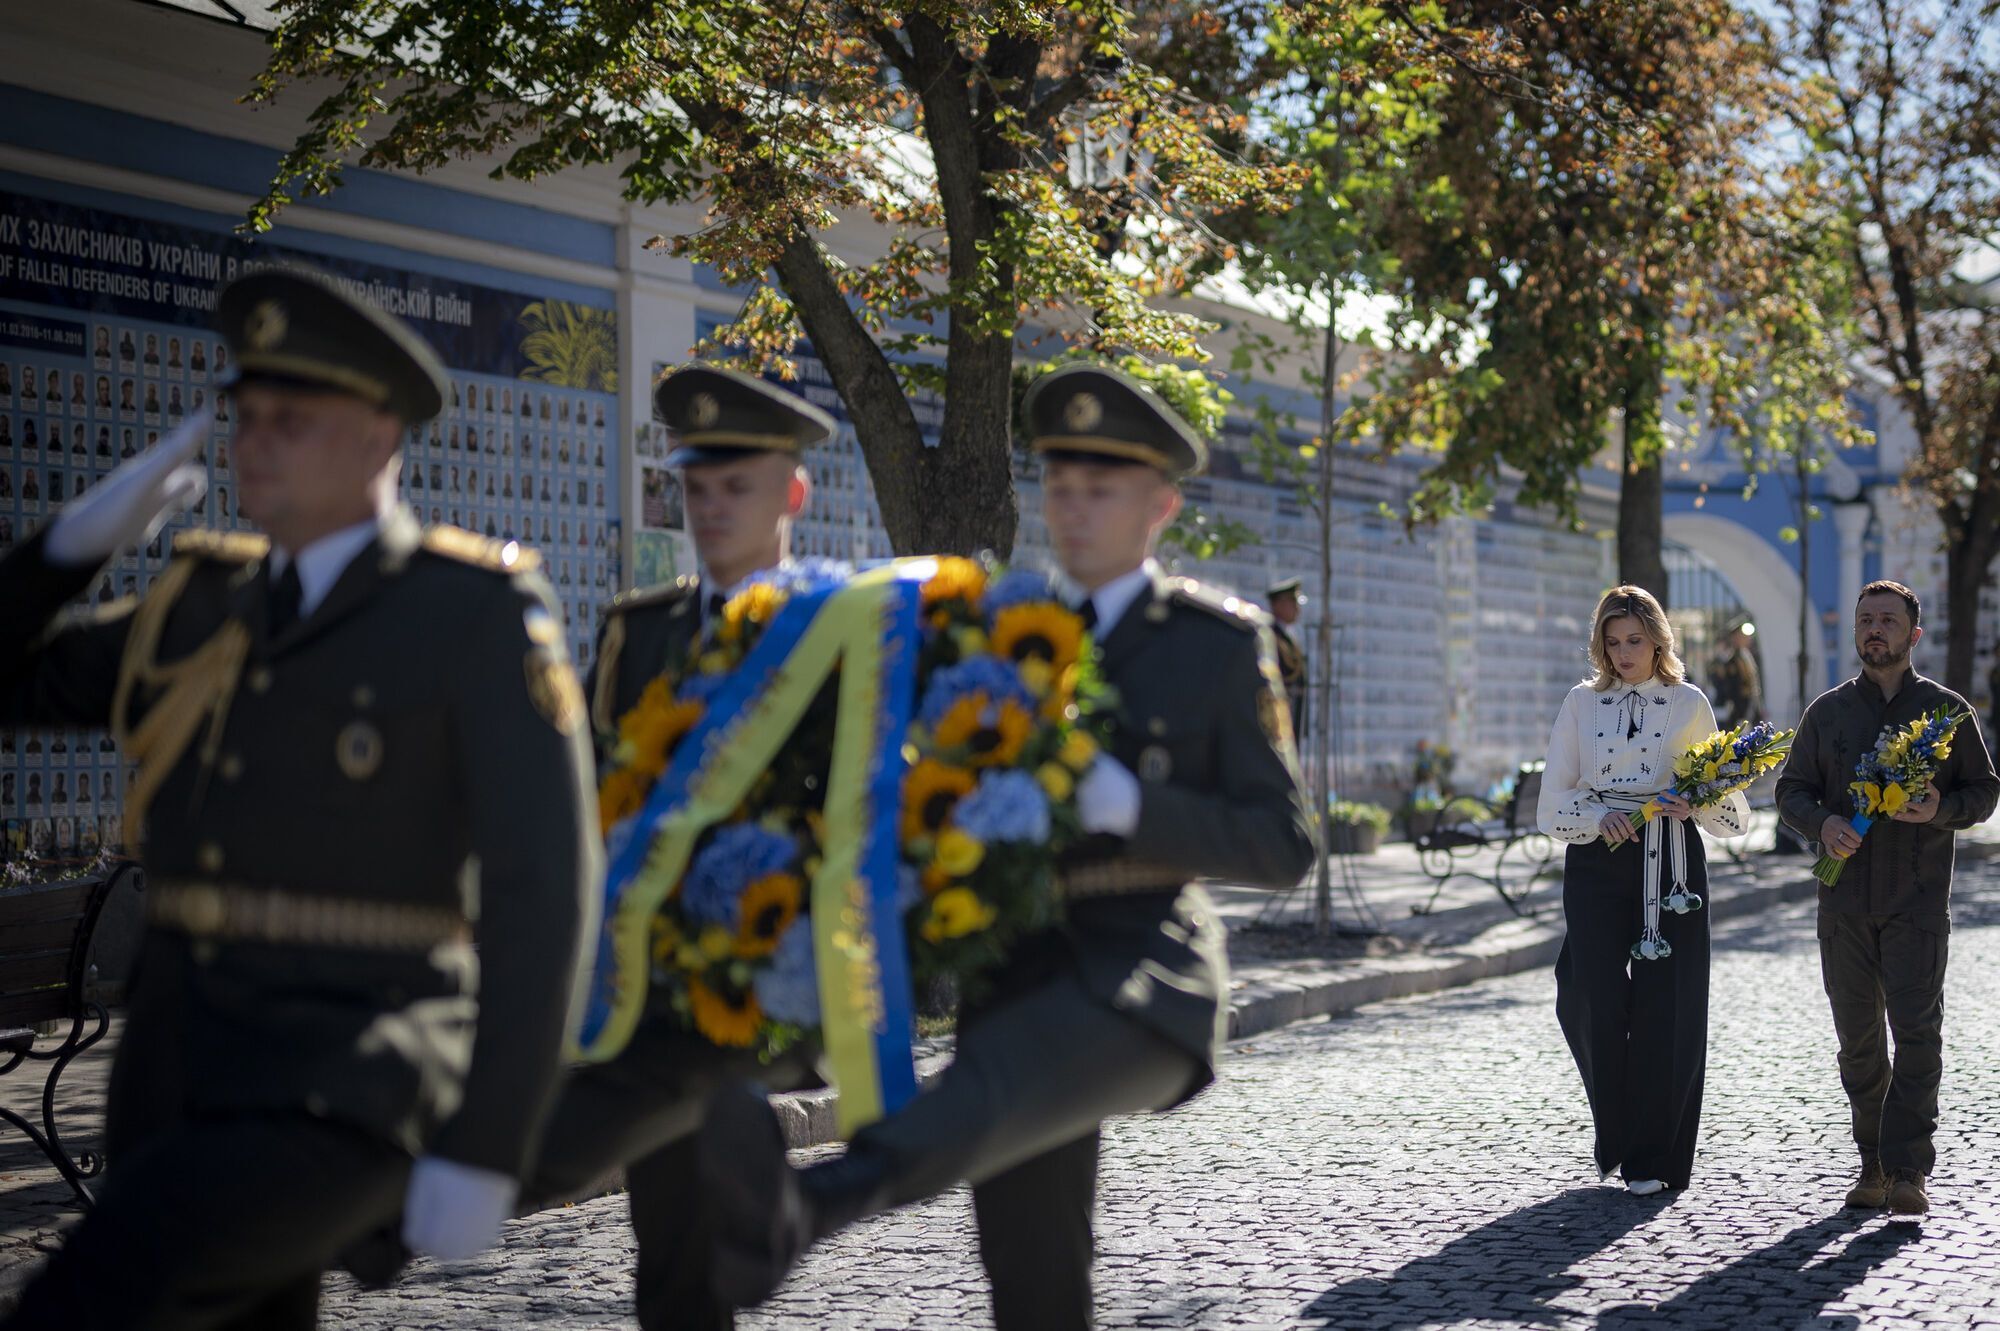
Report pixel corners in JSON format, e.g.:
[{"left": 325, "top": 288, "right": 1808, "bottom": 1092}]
[
  {"left": 984, "top": 568, "right": 1062, "bottom": 619},
  {"left": 746, "top": 558, "right": 854, "bottom": 598},
  {"left": 756, "top": 921, "right": 819, "bottom": 1026},
  {"left": 678, "top": 669, "right": 731, "bottom": 705},
  {"left": 918, "top": 656, "right": 1035, "bottom": 729},
  {"left": 951, "top": 769, "right": 1051, "bottom": 844},
  {"left": 680, "top": 824, "right": 797, "bottom": 928}
]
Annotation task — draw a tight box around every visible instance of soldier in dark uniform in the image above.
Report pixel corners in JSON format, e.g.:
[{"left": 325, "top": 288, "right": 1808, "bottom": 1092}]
[
  {"left": 518, "top": 364, "right": 835, "bottom": 1331},
  {"left": 700, "top": 364, "right": 1317, "bottom": 1329},
  {"left": 0, "top": 268, "right": 598, "bottom": 1330},
  {"left": 1267, "top": 576, "right": 1309, "bottom": 741}
]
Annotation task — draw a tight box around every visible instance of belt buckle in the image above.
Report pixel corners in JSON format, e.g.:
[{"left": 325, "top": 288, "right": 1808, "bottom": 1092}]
[{"left": 178, "top": 884, "right": 229, "bottom": 936}]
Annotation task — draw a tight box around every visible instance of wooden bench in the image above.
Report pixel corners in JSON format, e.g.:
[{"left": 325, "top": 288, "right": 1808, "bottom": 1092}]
[
  {"left": 0, "top": 862, "right": 131, "bottom": 1207},
  {"left": 1411, "top": 762, "right": 1560, "bottom": 916}
]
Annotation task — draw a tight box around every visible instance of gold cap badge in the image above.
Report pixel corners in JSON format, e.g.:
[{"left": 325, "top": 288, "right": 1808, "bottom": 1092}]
[
  {"left": 1063, "top": 392, "right": 1103, "bottom": 432},
  {"left": 688, "top": 391, "right": 721, "bottom": 430},
  {"left": 245, "top": 300, "right": 289, "bottom": 352}
]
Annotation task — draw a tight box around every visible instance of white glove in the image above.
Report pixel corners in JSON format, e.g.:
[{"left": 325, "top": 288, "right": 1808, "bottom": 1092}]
[
  {"left": 400, "top": 1156, "right": 519, "bottom": 1262},
  {"left": 46, "top": 407, "right": 211, "bottom": 566},
  {"left": 1077, "top": 754, "right": 1142, "bottom": 837}
]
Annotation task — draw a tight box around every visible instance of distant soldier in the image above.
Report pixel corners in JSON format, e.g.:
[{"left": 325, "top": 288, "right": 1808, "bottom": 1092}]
[
  {"left": 1710, "top": 622, "right": 1764, "bottom": 729},
  {"left": 0, "top": 268, "right": 598, "bottom": 1330},
  {"left": 700, "top": 364, "right": 1316, "bottom": 1330},
  {"left": 1267, "top": 576, "right": 1308, "bottom": 742}
]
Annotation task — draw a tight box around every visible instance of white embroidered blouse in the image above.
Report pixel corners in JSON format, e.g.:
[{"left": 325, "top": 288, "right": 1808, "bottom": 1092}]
[{"left": 1537, "top": 679, "right": 1751, "bottom": 845}]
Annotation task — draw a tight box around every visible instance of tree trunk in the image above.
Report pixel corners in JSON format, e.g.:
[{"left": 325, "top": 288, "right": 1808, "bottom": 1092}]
[
  {"left": 914, "top": 332, "right": 1021, "bottom": 556},
  {"left": 1617, "top": 340, "right": 1667, "bottom": 604},
  {"left": 1941, "top": 520, "right": 1999, "bottom": 696}
]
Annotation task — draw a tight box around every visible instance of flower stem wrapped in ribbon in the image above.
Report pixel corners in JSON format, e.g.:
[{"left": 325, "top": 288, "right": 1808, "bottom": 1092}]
[{"left": 1812, "top": 706, "right": 1966, "bottom": 886}]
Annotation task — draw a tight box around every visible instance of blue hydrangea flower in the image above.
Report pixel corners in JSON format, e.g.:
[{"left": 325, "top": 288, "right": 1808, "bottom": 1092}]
[
  {"left": 680, "top": 824, "right": 797, "bottom": 928},
  {"left": 984, "top": 568, "right": 1062, "bottom": 618},
  {"left": 744, "top": 558, "right": 854, "bottom": 598},
  {"left": 756, "top": 920, "right": 820, "bottom": 1026},
  {"left": 918, "top": 656, "right": 1035, "bottom": 729},
  {"left": 951, "top": 769, "right": 1052, "bottom": 844},
  {"left": 678, "top": 669, "right": 731, "bottom": 706}
]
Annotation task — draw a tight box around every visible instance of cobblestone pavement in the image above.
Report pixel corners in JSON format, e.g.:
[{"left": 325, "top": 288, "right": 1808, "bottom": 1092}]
[{"left": 306, "top": 867, "right": 2000, "bottom": 1329}]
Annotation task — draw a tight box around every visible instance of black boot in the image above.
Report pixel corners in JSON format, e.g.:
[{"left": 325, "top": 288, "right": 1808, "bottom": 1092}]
[{"left": 698, "top": 1082, "right": 894, "bottom": 1308}]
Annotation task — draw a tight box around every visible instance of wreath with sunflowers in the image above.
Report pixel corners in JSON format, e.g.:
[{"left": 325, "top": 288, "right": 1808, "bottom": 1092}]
[{"left": 595, "top": 556, "right": 1106, "bottom": 1055}]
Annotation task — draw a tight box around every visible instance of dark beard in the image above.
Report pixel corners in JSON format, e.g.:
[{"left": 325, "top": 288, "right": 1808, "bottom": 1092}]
[{"left": 1858, "top": 640, "right": 1909, "bottom": 669}]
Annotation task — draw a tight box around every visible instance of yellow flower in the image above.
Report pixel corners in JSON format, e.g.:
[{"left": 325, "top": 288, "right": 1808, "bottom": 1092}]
[
  {"left": 922, "top": 556, "right": 988, "bottom": 607},
  {"left": 1017, "top": 657, "right": 1055, "bottom": 698},
  {"left": 1059, "top": 729, "right": 1099, "bottom": 771},
  {"left": 1037, "top": 761, "right": 1075, "bottom": 802},
  {"left": 697, "top": 650, "right": 732, "bottom": 675},
  {"left": 650, "top": 914, "right": 682, "bottom": 967},
  {"left": 991, "top": 603, "right": 1086, "bottom": 671},
  {"left": 934, "top": 828, "right": 986, "bottom": 876},
  {"left": 597, "top": 767, "right": 649, "bottom": 838},
  {"left": 934, "top": 695, "right": 1034, "bottom": 767},
  {"left": 735, "top": 872, "right": 803, "bottom": 958},
  {"left": 1878, "top": 782, "right": 1910, "bottom": 817},
  {"left": 689, "top": 979, "right": 762, "bottom": 1048},
  {"left": 618, "top": 687, "right": 705, "bottom": 779},
  {"left": 723, "top": 583, "right": 785, "bottom": 641},
  {"left": 698, "top": 924, "right": 736, "bottom": 962},
  {"left": 920, "top": 887, "right": 998, "bottom": 943},
  {"left": 902, "top": 759, "right": 977, "bottom": 843}
]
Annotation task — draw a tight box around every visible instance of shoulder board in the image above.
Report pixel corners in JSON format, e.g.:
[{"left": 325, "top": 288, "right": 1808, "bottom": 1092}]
[
  {"left": 1167, "top": 577, "right": 1265, "bottom": 633},
  {"left": 421, "top": 525, "right": 542, "bottom": 574},
  {"left": 171, "top": 529, "right": 269, "bottom": 563},
  {"left": 605, "top": 576, "right": 697, "bottom": 617}
]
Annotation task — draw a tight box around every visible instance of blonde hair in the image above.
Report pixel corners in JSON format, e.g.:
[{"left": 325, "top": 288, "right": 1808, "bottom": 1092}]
[{"left": 1587, "top": 585, "right": 1686, "bottom": 689}]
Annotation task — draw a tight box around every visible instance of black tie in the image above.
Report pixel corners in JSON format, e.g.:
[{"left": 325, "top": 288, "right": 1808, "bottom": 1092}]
[
  {"left": 1077, "top": 598, "right": 1099, "bottom": 632},
  {"left": 268, "top": 562, "right": 303, "bottom": 636}
]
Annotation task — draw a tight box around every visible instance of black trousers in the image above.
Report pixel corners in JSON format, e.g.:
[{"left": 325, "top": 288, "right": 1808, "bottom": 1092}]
[
  {"left": 844, "top": 972, "right": 1198, "bottom": 1331},
  {"left": 1553, "top": 834, "right": 1711, "bottom": 1189},
  {"left": 2, "top": 1112, "right": 407, "bottom": 1331},
  {"left": 527, "top": 1020, "right": 812, "bottom": 1331},
  {"left": 1817, "top": 908, "right": 1949, "bottom": 1175}
]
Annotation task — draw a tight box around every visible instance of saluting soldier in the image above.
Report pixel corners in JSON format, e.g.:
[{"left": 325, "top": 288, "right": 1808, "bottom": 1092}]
[
  {"left": 700, "top": 363, "right": 1317, "bottom": 1329},
  {"left": 520, "top": 364, "right": 834, "bottom": 1331},
  {"left": 0, "top": 268, "right": 598, "bottom": 1330},
  {"left": 1267, "top": 575, "right": 1309, "bottom": 741}
]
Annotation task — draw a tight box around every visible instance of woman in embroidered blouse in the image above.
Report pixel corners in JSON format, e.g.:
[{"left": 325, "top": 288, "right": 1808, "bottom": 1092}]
[{"left": 1538, "top": 585, "right": 1750, "bottom": 1197}]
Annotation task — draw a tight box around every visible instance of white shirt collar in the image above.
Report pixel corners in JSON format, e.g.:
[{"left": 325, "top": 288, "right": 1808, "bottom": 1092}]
[
  {"left": 269, "top": 517, "right": 383, "bottom": 617},
  {"left": 1067, "top": 560, "right": 1157, "bottom": 638}
]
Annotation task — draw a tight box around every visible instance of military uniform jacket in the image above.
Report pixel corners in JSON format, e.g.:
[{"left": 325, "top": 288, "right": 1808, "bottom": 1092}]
[
  {"left": 1271, "top": 620, "right": 1308, "bottom": 740},
  {"left": 999, "top": 569, "right": 1316, "bottom": 1102},
  {"left": 586, "top": 575, "right": 703, "bottom": 746},
  {"left": 0, "top": 507, "right": 599, "bottom": 1177}
]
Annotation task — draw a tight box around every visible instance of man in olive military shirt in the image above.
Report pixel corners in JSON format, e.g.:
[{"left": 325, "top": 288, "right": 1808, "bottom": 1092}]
[
  {"left": 701, "top": 364, "right": 1317, "bottom": 1330},
  {"left": 0, "top": 268, "right": 598, "bottom": 1329},
  {"left": 1777, "top": 580, "right": 1998, "bottom": 1216},
  {"left": 518, "top": 364, "right": 835, "bottom": 1331}
]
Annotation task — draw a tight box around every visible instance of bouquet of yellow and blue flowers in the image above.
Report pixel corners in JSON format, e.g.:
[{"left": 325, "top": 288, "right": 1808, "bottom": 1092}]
[
  {"left": 1812, "top": 706, "right": 1966, "bottom": 886},
  {"left": 1607, "top": 721, "right": 1794, "bottom": 873},
  {"left": 586, "top": 556, "right": 1104, "bottom": 1069}
]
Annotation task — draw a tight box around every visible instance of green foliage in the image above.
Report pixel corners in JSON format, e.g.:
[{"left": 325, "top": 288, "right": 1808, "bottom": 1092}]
[{"left": 1325, "top": 799, "right": 1391, "bottom": 833}]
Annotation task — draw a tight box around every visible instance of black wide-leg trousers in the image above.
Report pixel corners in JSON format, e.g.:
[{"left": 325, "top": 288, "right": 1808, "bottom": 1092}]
[{"left": 1554, "top": 833, "right": 1711, "bottom": 1190}]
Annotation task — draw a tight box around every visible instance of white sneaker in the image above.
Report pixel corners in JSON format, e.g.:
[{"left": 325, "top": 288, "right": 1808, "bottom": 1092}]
[{"left": 1626, "top": 1178, "right": 1666, "bottom": 1197}]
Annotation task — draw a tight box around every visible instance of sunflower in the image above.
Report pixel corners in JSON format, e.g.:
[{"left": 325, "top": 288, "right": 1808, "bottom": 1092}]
[
  {"left": 689, "top": 978, "right": 762, "bottom": 1047},
  {"left": 922, "top": 556, "right": 988, "bottom": 608},
  {"left": 597, "top": 767, "right": 649, "bottom": 837},
  {"left": 719, "top": 583, "right": 786, "bottom": 645},
  {"left": 735, "top": 872, "right": 803, "bottom": 958},
  {"left": 990, "top": 603, "right": 1085, "bottom": 671},
  {"left": 920, "top": 887, "right": 998, "bottom": 943},
  {"left": 902, "top": 760, "right": 977, "bottom": 843},
  {"left": 933, "top": 695, "right": 1034, "bottom": 767},
  {"left": 618, "top": 689, "right": 705, "bottom": 778}
]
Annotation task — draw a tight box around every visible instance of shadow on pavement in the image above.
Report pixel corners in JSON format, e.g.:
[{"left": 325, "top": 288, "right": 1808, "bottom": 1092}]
[
  {"left": 1303, "top": 1187, "right": 1655, "bottom": 1327},
  {"left": 1596, "top": 1211, "right": 1921, "bottom": 1328}
]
